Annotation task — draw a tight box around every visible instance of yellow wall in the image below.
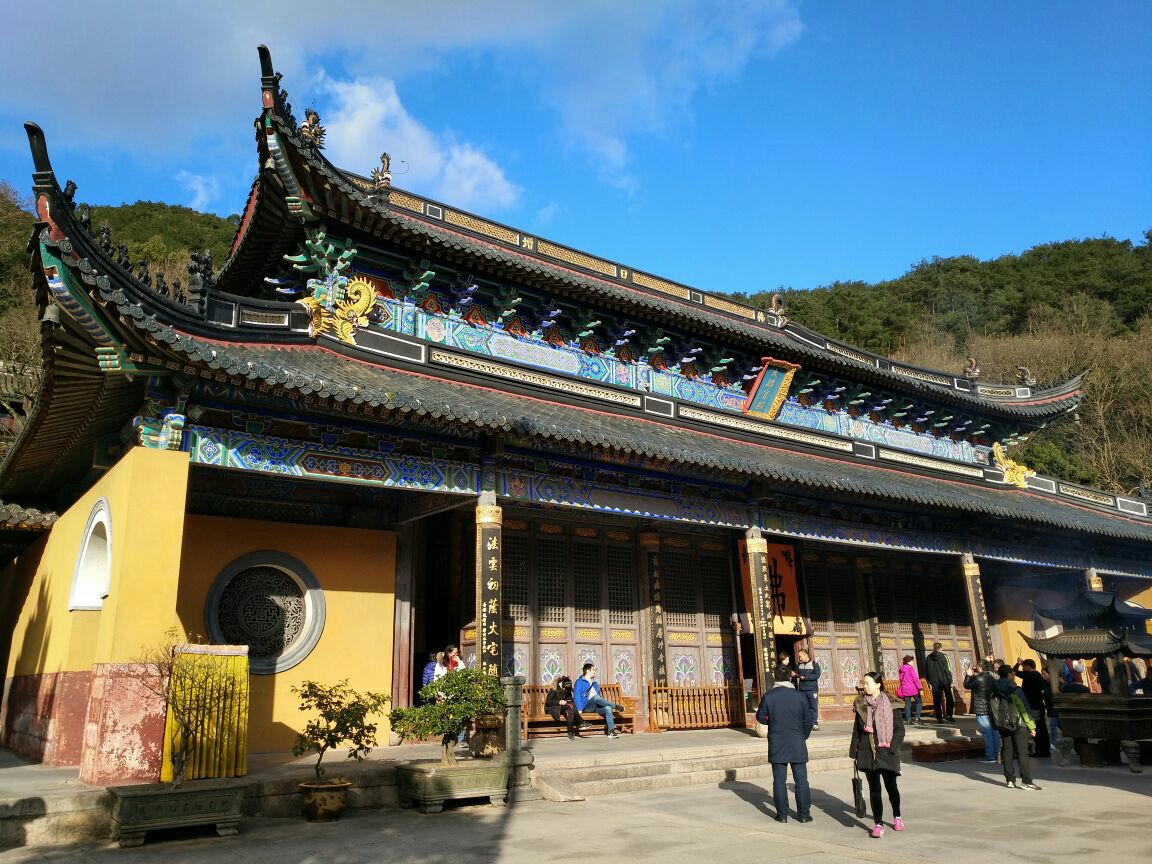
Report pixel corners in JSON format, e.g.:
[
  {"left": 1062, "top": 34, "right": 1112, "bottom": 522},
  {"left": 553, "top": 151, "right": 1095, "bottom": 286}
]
[
  {"left": 1117, "top": 581, "right": 1152, "bottom": 635},
  {"left": 4, "top": 448, "right": 189, "bottom": 678},
  {"left": 177, "top": 516, "right": 396, "bottom": 753}
]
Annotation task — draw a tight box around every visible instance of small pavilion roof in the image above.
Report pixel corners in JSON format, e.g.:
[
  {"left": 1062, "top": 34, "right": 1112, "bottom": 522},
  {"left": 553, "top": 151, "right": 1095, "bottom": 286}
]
[
  {"left": 1035, "top": 592, "right": 1152, "bottom": 626},
  {"left": 1021, "top": 629, "right": 1152, "bottom": 659}
]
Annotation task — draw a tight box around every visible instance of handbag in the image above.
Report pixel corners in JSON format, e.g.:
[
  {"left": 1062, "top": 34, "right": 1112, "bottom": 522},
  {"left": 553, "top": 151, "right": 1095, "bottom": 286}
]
[{"left": 851, "top": 765, "right": 866, "bottom": 818}]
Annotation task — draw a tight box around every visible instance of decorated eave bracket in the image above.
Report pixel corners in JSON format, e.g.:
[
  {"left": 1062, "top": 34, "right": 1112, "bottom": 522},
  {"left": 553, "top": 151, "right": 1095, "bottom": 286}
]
[
  {"left": 132, "top": 377, "right": 193, "bottom": 451},
  {"left": 287, "top": 229, "right": 374, "bottom": 344}
]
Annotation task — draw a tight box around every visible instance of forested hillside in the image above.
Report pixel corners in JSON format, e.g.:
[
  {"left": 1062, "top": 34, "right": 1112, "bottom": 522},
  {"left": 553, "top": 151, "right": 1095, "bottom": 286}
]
[
  {"left": 0, "top": 179, "right": 1148, "bottom": 495},
  {"left": 736, "top": 234, "right": 1152, "bottom": 495}
]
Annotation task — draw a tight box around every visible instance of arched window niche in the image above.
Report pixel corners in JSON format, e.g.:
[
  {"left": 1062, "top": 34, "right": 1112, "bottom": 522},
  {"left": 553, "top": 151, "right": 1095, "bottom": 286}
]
[{"left": 68, "top": 499, "right": 113, "bottom": 611}]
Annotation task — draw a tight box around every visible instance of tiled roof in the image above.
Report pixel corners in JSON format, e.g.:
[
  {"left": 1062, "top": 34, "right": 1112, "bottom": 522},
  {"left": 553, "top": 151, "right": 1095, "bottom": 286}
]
[
  {"left": 0, "top": 501, "right": 58, "bottom": 530},
  {"left": 1022, "top": 629, "right": 1152, "bottom": 659},
  {"left": 1035, "top": 592, "right": 1152, "bottom": 625},
  {"left": 261, "top": 108, "right": 1082, "bottom": 424},
  {"left": 125, "top": 314, "right": 1152, "bottom": 544}
]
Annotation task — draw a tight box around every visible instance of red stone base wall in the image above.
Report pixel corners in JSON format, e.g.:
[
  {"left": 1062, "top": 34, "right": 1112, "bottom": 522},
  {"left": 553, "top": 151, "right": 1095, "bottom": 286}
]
[
  {"left": 0, "top": 671, "right": 92, "bottom": 765},
  {"left": 78, "top": 663, "right": 167, "bottom": 786}
]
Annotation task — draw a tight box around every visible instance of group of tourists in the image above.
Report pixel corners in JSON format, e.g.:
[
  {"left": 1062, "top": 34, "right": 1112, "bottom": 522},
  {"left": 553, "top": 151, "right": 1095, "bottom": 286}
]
[
  {"left": 419, "top": 643, "right": 463, "bottom": 687},
  {"left": 546, "top": 663, "right": 627, "bottom": 739}
]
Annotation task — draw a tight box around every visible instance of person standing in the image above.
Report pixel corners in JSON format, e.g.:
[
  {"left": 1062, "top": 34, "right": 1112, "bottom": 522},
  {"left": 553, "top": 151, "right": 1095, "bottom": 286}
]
[
  {"left": 992, "top": 665, "right": 1039, "bottom": 789},
  {"left": 963, "top": 661, "right": 1000, "bottom": 763},
  {"left": 924, "top": 643, "right": 955, "bottom": 723},
  {"left": 421, "top": 652, "right": 439, "bottom": 688},
  {"left": 896, "top": 655, "right": 923, "bottom": 726},
  {"left": 755, "top": 665, "right": 814, "bottom": 823},
  {"left": 794, "top": 648, "right": 822, "bottom": 731},
  {"left": 1012, "top": 658, "right": 1049, "bottom": 757},
  {"left": 850, "top": 671, "right": 906, "bottom": 839},
  {"left": 573, "top": 663, "right": 623, "bottom": 738}
]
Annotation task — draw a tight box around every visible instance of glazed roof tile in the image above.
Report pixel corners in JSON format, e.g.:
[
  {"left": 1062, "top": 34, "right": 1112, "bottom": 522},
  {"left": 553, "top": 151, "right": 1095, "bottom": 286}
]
[
  {"left": 0, "top": 501, "right": 58, "bottom": 530},
  {"left": 258, "top": 107, "right": 1083, "bottom": 424},
  {"left": 129, "top": 314, "right": 1152, "bottom": 544}
]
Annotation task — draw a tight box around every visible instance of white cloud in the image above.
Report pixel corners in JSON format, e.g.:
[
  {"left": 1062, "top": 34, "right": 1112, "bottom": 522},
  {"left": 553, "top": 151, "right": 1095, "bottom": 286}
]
[
  {"left": 0, "top": 1, "right": 803, "bottom": 195},
  {"left": 318, "top": 75, "right": 519, "bottom": 212},
  {"left": 176, "top": 171, "right": 220, "bottom": 211},
  {"left": 535, "top": 202, "right": 560, "bottom": 225}
]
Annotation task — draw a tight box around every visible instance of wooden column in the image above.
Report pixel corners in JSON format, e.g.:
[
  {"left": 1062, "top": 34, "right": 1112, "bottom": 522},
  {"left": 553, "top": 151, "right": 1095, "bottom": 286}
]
[
  {"left": 475, "top": 491, "right": 503, "bottom": 677},
  {"left": 856, "top": 556, "right": 884, "bottom": 678},
  {"left": 640, "top": 531, "right": 667, "bottom": 684},
  {"left": 744, "top": 527, "right": 775, "bottom": 698},
  {"left": 391, "top": 520, "right": 419, "bottom": 707},
  {"left": 960, "top": 553, "right": 993, "bottom": 663}
]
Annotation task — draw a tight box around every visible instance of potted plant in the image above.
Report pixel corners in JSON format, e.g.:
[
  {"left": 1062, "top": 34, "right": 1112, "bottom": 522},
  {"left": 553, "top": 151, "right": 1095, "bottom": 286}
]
[
  {"left": 292, "top": 679, "right": 389, "bottom": 821},
  {"left": 388, "top": 668, "right": 508, "bottom": 813},
  {"left": 108, "top": 636, "right": 250, "bottom": 847}
]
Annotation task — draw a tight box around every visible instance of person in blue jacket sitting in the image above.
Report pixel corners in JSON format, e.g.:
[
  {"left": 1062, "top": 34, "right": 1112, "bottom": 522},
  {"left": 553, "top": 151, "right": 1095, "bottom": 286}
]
[{"left": 573, "top": 662, "right": 625, "bottom": 738}]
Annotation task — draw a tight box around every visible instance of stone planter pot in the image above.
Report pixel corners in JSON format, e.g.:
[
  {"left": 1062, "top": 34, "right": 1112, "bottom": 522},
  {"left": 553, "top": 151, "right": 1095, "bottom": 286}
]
[
  {"left": 108, "top": 781, "right": 246, "bottom": 847},
  {"left": 396, "top": 761, "right": 510, "bottom": 814},
  {"left": 468, "top": 714, "right": 505, "bottom": 758},
  {"left": 299, "top": 779, "right": 354, "bottom": 822}
]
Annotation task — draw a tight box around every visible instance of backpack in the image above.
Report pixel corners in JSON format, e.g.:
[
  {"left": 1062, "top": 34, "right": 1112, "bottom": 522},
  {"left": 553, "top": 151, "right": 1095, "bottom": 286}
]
[{"left": 991, "top": 689, "right": 1019, "bottom": 732}]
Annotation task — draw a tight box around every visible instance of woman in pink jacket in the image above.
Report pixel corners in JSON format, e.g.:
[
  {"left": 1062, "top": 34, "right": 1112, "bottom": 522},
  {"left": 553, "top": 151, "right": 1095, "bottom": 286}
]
[{"left": 896, "top": 655, "right": 923, "bottom": 725}]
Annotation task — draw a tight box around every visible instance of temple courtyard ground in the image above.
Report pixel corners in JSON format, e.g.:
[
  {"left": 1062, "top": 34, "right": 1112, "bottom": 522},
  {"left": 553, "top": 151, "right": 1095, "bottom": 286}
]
[{"left": 1, "top": 739, "right": 1149, "bottom": 864}]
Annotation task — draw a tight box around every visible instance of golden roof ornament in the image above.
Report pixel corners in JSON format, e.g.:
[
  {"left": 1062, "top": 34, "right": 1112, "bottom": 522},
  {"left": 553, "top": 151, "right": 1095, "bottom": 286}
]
[
  {"left": 992, "top": 441, "right": 1034, "bottom": 490},
  {"left": 963, "top": 356, "right": 980, "bottom": 381}
]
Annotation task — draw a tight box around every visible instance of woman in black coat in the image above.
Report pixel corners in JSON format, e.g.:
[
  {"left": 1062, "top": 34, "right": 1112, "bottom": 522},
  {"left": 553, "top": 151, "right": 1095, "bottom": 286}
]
[
  {"left": 545, "top": 676, "right": 581, "bottom": 739},
  {"left": 850, "top": 671, "right": 906, "bottom": 839}
]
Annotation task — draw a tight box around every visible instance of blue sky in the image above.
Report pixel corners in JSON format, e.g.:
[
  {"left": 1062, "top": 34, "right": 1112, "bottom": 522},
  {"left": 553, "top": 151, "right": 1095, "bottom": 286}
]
[{"left": 1, "top": 1, "right": 1148, "bottom": 292}]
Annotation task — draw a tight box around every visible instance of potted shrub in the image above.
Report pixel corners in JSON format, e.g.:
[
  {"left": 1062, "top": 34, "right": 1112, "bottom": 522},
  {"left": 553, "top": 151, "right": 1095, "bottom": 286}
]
[
  {"left": 292, "top": 679, "right": 389, "bottom": 821},
  {"left": 388, "top": 669, "right": 508, "bottom": 813},
  {"left": 108, "top": 636, "right": 250, "bottom": 847}
]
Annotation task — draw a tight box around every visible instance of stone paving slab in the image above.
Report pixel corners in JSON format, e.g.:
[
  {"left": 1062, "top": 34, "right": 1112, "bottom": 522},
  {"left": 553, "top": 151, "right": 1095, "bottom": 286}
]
[{"left": 2, "top": 746, "right": 1149, "bottom": 863}]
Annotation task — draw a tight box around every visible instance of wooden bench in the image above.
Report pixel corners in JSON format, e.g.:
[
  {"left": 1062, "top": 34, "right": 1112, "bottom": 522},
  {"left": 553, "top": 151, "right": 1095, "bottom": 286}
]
[{"left": 521, "top": 684, "right": 636, "bottom": 738}]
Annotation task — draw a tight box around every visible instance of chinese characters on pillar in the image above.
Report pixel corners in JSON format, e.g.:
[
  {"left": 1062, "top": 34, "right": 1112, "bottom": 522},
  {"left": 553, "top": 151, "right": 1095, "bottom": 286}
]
[
  {"left": 644, "top": 539, "right": 667, "bottom": 682},
  {"left": 476, "top": 504, "right": 502, "bottom": 678},
  {"left": 743, "top": 536, "right": 775, "bottom": 690}
]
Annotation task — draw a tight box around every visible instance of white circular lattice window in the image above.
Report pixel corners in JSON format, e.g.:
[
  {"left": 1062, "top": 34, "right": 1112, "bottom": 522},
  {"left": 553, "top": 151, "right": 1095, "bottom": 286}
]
[{"left": 205, "top": 551, "right": 325, "bottom": 674}]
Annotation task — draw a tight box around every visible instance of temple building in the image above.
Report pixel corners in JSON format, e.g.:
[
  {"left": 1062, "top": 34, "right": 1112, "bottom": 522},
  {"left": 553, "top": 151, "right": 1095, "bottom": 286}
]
[{"left": 2, "top": 46, "right": 1150, "bottom": 783}]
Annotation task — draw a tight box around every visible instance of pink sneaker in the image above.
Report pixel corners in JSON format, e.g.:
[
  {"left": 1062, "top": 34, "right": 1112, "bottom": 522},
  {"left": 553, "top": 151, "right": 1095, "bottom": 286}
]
[
  {"left": 893, "top": 817, "right": 905, "bottom": 831},
  {"left": 870, "top": 824, "right": 884, "bottom": 839}
]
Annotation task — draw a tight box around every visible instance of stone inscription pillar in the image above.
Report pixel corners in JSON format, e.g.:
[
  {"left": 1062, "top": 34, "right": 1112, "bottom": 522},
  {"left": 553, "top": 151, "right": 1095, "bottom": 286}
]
[
  {"left": 640, "top": 532, "right": 667, "bottom": 684},
  {"left": 960, "top": 553, "right": 993, "bottom": 663},
  {"left": 744, "top": 527, "right": 775, "bottom": 697},
  {"left": 475, "top": 490, "right": 503, "bottom": 677}
]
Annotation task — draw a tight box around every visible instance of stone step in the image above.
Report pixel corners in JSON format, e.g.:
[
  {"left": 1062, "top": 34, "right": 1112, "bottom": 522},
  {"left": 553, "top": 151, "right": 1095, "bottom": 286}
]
[{"left": 566, "top": 753, "right": 857, "bottom": 798}]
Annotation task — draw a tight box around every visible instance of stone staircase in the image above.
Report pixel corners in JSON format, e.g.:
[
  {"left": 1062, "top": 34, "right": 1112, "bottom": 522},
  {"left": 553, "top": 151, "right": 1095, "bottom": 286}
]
[{"left": 532, "top": 721, "right": 980, "bottom": 801}]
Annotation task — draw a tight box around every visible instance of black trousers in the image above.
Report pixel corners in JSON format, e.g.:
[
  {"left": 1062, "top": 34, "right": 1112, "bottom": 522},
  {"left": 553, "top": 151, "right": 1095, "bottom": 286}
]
[
  {"left": 1001, "top": 725, "right": 1033, "bottom": 784},
  {"left": 862, "top": 768, "right": 900, "bottom": 824},
  {"left": 547, "top": 705, "right": 578, "bottom": 731},
  {"left": 1031, "top": 709, "right": 1050, "bottom": 757},
  {"left": 771, "top": 761, "right": 811, "bottom": 818},
  {"left": 931, "top": 685, "right": 955, "bottom": 721}
]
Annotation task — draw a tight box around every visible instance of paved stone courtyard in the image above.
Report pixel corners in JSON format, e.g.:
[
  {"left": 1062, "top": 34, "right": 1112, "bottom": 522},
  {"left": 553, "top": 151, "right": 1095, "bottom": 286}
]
[{"left": 2, "top": 753, "right": 1148, "bottom": 863}]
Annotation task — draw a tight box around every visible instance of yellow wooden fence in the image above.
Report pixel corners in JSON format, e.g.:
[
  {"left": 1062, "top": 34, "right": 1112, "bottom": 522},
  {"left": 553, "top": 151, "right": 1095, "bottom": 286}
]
[{"left": 161, "top": 644, "right": 250, "bottom": 782}]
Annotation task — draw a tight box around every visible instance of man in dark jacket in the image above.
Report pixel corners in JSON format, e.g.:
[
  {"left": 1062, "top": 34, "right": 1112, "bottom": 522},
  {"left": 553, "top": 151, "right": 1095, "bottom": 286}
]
[
  {"left": 755, "top": 665, "right": 814, "bottom": 823},
  {"left": 963, "top": 662, "right": 1000, "bottom": 762},
  {"left": 793, "top": 648, "right": 822, "bottom": 731},
  {"left": 924, "top": 643, "right": 954, "bottom": 723},
  {"left": 1013, "top": 658, "right": 1050, "bottom": 757}
]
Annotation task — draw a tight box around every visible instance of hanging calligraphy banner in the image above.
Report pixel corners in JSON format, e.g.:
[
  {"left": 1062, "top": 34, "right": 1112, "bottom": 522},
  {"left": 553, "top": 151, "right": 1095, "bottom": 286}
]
[
  {"left": 476, "top": 503, "right": 503, "bottom": 678},
  {"left": 764, "top": 542, "right": 808, "bottom": 636}
]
